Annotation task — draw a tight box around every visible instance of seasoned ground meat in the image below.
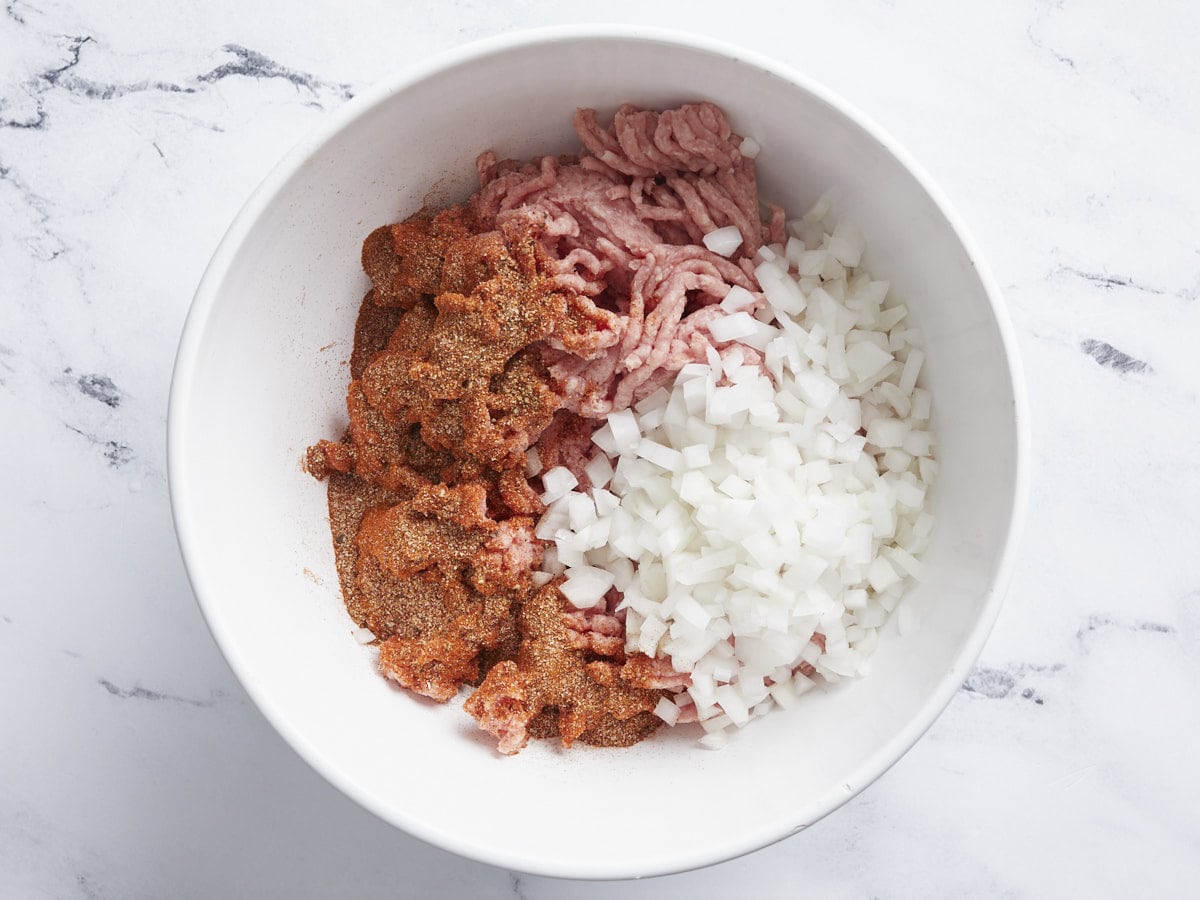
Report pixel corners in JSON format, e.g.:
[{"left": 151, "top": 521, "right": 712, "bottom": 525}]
[
  {"left": 463, "top": 584, "right": 661, "bottom": 755},
  {"left": 308, "top": 102, "right": 783, "bottom": 754},
  {"left": 359, "top": 234, "right": 566, "bottom": 469},
  {"left": 309, "top": 208, "right": 665, "bottom": 750}
]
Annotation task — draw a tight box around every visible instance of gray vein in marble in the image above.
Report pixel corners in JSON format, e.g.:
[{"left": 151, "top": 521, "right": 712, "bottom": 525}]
[
  {"left": 65, "top": 424, "right": 133, "bottom": 469},
  {"left": 1026, "top": 25, "right": 1074, "bottom": 69},
  {"left": 508, "top": 872, "right": 528, "bottom": 900},
  {"left": 961, "top": 663, "right": 1064, "bottom": 704},
  {"left": 0, "top": 153, "right": 66, "bottom": 259},
  {"left": 1079, "top": 339, "right": 1151, "bottom": 374},
  {"left": 1026, "top": 1, "right": 1075, "bottom": 70},
  {"left": 0, "top": 343, "right": 14, "bottom": 386},
  {"left": 75, "top": 373, "right": 122, "bottom": 408},
  {"left": 197, "top": 44, "right": 355, "bottom": 102},
  {"left": 104, "top": 442, "right": 133, "bottom": 467},
  {"left": 2, "top": 36, "right": 355, "bottom": 134},
  {"left": 157, "top": 110, "right": 226, "bottom": 133},
  {"left": 964, "top": 615, "right": 1177, "bottom": 708},
  {"left": 1056, "top": 265, "right": 1200, "bottom": 307},
  {"left": 0, "top": 33, "right": 92, "bottom": 130},
  {"left": 53, "top": 73, "right": 196, "bottom": 102},
  {"left": 98, "top": 678, "right": 219, "bottom": 708},
  {"left": 74, "top": 873, "right": 101, "bottom": 900},
  {"left": 1075, "top": 614, "right": 1175, "bottom": 644},
  {"left": 55, "top": 42, "right": 357, "bottom": 106},
  {"left": 1061, "top": 266, "right": 1169, "bottom": 297},
  {"left": 4, "top": 1, "right": 24, "bottom": 24},
  {"left": 961, "top": 667, "right": 1018, "bottom": 699}
]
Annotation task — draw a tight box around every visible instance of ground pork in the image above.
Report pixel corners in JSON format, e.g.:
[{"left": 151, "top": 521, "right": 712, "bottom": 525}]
[{"left": 473, "top": 102, "right": 779, "bottom": 417}]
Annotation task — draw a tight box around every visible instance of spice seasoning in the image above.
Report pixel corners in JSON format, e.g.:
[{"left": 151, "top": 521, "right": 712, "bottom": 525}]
[{"left": 308, "top": 207, "right": 663, "bottom": 752}]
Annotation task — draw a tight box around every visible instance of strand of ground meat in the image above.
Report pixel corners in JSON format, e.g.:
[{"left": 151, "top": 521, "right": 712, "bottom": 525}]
[{"left": 472, "top": 102, "right": 783, "bottom": 418}]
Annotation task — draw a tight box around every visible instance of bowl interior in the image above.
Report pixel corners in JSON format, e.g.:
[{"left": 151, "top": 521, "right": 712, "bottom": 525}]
[{"left": 170, "top": 31, "right": 1023, "bottom": 879}]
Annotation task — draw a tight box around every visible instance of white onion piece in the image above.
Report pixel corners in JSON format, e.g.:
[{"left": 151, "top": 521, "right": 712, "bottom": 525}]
[
  {"left": 702, "top": 226, "right": 744, "bottom": 258},
  {"left": 828, "top": 220, "right": 865, "bottom": 267},
  {"left": 654, "top": 696, "right": 682, "bottom": 725},
  {"left": 524, "top": 448, "right": 542, "bottom": 477},
  {"left": 559, "top": 566, "right": 615, "bottom": 609},
  {"left": 539, "top": 466, "right": 577, "bottom": 503},
  {"left": 720, "top": 285, "right": 758, "bottom": 313},
  {"left": 584, "top": 453, "right": 614, "bottom": 489},
  {"left": 708, "top": 312, "right": 757, "bottom": 343}
]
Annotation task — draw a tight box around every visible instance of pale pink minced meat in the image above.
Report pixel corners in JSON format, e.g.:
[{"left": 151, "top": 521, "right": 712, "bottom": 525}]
[
  {"left": 562, "top": 603, "right": 626, "bottom": 658},
  {"left": 472, "top": 102, "right": 783, "bottom": 418},
  {"left": 459, "top": 103, "right": 793, "bottom": 748}
]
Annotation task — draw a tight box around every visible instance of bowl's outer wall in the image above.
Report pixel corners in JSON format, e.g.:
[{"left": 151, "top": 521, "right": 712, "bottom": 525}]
[{"left": 170, "top": 31, "right": 1025, "bottom": 879}]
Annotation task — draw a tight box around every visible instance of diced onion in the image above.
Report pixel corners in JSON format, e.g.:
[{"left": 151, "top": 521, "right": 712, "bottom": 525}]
[
  {"left": 702, "top": 226, "right": 744, "bottom": 258},
  {"left": 535, "top": 204, "right": 935, "bottom": 749}
]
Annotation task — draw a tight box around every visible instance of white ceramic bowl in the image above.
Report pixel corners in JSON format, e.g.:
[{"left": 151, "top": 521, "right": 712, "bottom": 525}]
[{"left": 169, "top": 26, "right": 1027, "bottom": 879}]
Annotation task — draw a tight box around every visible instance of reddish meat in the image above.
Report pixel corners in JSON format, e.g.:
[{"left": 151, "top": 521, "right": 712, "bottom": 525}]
[
  {"left": 464, "top": 584, "right": 660, "bottom": 754},
  {"left": 562, "top": 603, "right": 626, "bottom": 659},
  {"left": 473, "top": 102, "right": 772, "bottom": 417},
  {"left": 622, "top": 653, "right": 692, "bottom": 691}
]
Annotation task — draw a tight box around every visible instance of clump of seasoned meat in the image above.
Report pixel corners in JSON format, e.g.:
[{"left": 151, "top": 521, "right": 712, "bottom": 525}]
[
  {"left": 464, "top": 583, "right": 661, "bottom": 754},
  {"left": 359, "top": 233, "right": 567, "bottom": 470},
  {"left": 356, "top": 482, "right": 538, "bottom": 702},
  {"left": 361, "top": 206, "right": 476, "bottom": 309},
  {"left": 309, "top": 200, "right": 667, "bottom": 749}
]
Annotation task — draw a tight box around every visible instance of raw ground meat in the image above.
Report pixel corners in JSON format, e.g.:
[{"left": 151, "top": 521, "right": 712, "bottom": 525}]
[
  {"left": 474, "top": 102, "right": 781, "bottom": 417},
  {"left": 308, "top": 101, "right": 782, "bottom": 754},
  {"left": 463, "top": 583, "right": 662, "bottom": 754}
]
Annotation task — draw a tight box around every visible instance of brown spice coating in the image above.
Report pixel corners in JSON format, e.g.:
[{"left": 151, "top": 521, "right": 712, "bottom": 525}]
[
  {"left": 354, "top": 555, "right": 459, "bottom": 640},
  {"left": 361, "top": 207, "right": 476, "bottom": 309},
  {"left": 621, "top": 652, "right": 692, "bottom": 691},
  {"left": 360, "top": 231, "right": 567, "bottom": 470},
  {"left": 495, "top": 468, "right": 544, "bottom": 517},
  {"left": 326, "top": 471, "right": 404, "bottom": 634},
  {"left": 356, "top": 485, "right": 491, "bottom": 581},
  {"left": 350, "top": 289, "right": 404, "bottom": 379},
  {"left": 355, "top": 479, "right": 531, "bottom": 702},
  {"left": 305, "top": 382, "right": 455, "bottom": 495},
  {"left": 378, "top": 623, "right": 482, "bottom": 702},
  {"left": 464, "top": 583, "right": 661, "bottom": 754},
  {"left": 578, "top": 711, "right": 662, "bottom": 748},
  {"left": 438, "top": 230, "right": 511, "bottom": 296},
  {"left": 554, "top": 290, "right": 624, "bottom": 359},
  {"left": 311, "top": 208, "right": 662, "bottom": 750}
]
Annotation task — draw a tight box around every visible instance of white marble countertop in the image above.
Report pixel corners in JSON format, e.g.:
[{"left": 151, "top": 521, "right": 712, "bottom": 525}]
[{"left": 4, "top": 1, "right": 1199, "bottom": 896}]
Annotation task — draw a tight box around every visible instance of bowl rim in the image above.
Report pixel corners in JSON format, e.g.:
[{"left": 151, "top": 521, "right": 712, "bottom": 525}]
[{"left": 168, "top": 23, "right": 1030, "bottom": 880}]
